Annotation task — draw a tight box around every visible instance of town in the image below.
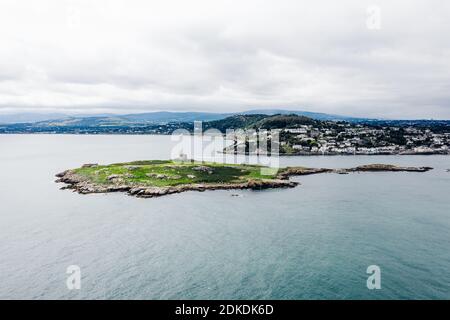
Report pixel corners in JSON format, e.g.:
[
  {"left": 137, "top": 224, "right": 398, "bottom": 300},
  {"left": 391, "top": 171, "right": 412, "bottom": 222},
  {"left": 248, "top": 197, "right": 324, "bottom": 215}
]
[
  {"left": 279, "top": 122, "right": 450, "bottom": 155},
  {"left": 1, "top": 113, "right": 449, "bottom": 156}
]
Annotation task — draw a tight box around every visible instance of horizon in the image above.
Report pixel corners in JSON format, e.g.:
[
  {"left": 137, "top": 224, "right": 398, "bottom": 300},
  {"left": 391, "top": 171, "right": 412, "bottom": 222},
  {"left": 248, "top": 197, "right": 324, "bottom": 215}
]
[{"left": 0, "top": 108, "right": 450, "bottom": 121}]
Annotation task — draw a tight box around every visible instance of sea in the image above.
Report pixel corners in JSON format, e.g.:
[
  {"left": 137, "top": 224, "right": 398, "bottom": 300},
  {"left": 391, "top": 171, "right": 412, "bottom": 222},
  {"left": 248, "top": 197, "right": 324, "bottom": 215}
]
[{"left": 0, "top": 134, "right": 449, "bottom": 299}]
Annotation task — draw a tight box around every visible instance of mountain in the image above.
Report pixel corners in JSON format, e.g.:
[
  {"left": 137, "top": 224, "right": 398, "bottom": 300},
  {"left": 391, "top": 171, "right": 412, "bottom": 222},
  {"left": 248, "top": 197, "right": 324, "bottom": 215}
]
[
  {"left": 0, "top": 111, "right": 231, "bottom": 127},
  {"left": 0, "top": 113, "right": 71, "bottom": 124},
  {"left": 203, "top": 114, "right": 268, "bottom": 132},
  {"left": 12, "top": 112, "right": 229, "bottom": 128},
  {"left": 241, "top": 109, "right": 368, "bottom": 121},
  {"left": 119, "top": 111, "right": 229, "bottom": 123},
  {"left": 251, "top": 114, "right": 317, "bottom": 129},
  {"left": 2, "top": 111, "right": 449, "bottom": 135},
  {"left": 0, "top": 109, "right": 367, "bottom": 125},
  {"left": 203, "top": 114, "right": 319, "bottom": 132},
  {"left": 0, "top": 112, "right": 120, "bottom": 124}
]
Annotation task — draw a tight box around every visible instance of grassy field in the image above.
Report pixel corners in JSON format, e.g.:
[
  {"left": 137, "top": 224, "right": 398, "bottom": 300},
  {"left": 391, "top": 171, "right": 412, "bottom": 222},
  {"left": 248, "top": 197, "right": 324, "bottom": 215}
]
[{"left": 73, "top": 160, "right": 279, "bottom": 187}]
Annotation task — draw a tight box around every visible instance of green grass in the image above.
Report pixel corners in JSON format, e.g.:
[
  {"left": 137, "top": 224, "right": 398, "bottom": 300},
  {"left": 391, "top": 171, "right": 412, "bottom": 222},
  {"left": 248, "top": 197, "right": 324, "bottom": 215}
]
[{"left": 73, "top": 160, "right": 278, "bottom": 187}]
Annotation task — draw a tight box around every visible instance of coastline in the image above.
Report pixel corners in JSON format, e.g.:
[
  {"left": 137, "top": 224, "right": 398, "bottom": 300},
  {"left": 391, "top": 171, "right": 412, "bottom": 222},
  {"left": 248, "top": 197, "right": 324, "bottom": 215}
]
[
  {"left": 2, "top": 132, "right": 448, "bottom": 156},
  {"left": 221, "top": 149, "right": 450, "bottom": 157},
  {"left": 56, "top": 162, "right": 433, "bottom": 198}
]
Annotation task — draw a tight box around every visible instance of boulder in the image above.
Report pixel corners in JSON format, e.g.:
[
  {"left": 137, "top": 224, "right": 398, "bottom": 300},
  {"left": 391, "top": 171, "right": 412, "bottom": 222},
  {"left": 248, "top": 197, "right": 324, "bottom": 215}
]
[
  {"left": 82, "top": 163, "right": 98, "bottom": 168},
  {"left": 55, "top": 170, "right": 69, "bottom": 178},
  {"left": 192, "top": 166, "right": 214, "bottom": 174},
  {"left": 124, "top": 165, "right": 140, "bottom": 171},
  {"left": 146, "top": 173, "right": 168, "bottom": 179},
  {"left": 353, "top": 164, "right": 433, "bottom": 172},
  {"left": 107, "top": 174, "right": 121, "bottom": 181}
]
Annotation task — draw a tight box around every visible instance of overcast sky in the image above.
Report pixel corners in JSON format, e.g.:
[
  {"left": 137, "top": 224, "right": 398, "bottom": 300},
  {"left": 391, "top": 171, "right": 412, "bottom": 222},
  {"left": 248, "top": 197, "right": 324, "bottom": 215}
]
[{"left": 0, "top": 0, "right": 449, "bottom": 118}]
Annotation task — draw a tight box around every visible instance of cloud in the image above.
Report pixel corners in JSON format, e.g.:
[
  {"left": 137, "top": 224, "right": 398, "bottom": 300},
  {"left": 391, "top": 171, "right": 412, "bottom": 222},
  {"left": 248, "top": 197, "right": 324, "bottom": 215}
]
[{"left": 0, "top": 0, "right": 449, "bottom": 118}]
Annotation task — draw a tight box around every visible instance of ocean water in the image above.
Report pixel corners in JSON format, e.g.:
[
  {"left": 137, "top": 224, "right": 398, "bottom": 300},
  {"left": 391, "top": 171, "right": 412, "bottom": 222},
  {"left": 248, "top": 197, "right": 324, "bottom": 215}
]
[{"left": 0, "top": 134, "right": 449, "bottom": 299}]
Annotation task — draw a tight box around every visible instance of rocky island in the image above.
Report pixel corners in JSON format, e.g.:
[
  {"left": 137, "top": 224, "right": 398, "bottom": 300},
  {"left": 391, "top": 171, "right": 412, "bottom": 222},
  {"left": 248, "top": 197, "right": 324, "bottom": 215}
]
[{"left": 55, "top": 160, "right": 433, "bottom": 198}]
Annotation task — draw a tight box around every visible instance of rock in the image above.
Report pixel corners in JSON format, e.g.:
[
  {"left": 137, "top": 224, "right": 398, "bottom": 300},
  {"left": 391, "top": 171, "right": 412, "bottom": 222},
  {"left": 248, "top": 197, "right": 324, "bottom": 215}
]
[
  {"left": 107, "top": 185, "right": 130, "bottom": 192},
  {"left": 187, "top": 174, "right": 196, "bottom": 179},
  {"left": 146, "top": 173, "right": 181, "bottom": 179},
  {"left": 124, "top": 165, "right": 140, "bottom": 171},
  {"left": 146, "top": 173, "right": 168, "bottom": 179},
  {"left": 165, "top": 165, "right": 184, "bottom": 169},
  {"left": 133, "top": 186, "right": 181, "bottom": 198},
  {"left": 192, "top": 166, "right": 214, "bottom": 174},
  {"left": 190, "top": 184, "right": 206, "bottom": 191},
  {"left": 277, "top": 164, "right": 433, "bottom": 179},
  {"left": 82, "top": 163, "right": 98, "bottom": 168},
  {"left": 129, "top": 187, "right": 145, "bottom": 195},
  {"left": 55, "top": 170, "right": 69, "bottom": 178},
  {"left": 107, "top": 174, "right": 121, "bottom": 181},
  {"left": 247, "top": 179, "right": 298, "bottom": 190},
  {"left": 352, "top": 164, "right": 433, "bottom": 172},
  {"left": 277, "top": 167, "right": 332, "bottom": 179}
]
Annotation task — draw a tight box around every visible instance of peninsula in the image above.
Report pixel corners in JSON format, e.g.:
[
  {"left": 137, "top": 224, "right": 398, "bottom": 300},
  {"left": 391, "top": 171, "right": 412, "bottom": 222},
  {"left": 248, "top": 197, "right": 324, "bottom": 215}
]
[{"left": 55, "top": 160, "right": 433, "bottom": 198}]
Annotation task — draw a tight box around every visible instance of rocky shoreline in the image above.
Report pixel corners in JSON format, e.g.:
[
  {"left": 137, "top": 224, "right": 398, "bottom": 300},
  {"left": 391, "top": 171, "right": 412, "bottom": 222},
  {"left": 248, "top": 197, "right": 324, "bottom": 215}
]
[
  {"left": 55, "top": 163, "right": 433, "bottom": 198},
  {"left": 55, "top": 170, "right": 298, "bottom": 198},
  {"left": 223, "top": 150, "right": 450, "bottom": 156}
]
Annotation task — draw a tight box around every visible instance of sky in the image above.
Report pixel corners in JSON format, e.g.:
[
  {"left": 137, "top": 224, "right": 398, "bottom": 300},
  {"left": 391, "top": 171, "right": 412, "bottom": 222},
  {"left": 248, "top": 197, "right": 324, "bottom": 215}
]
[{"left": 0, "top": 0, "right": 449, "bottom": 119}]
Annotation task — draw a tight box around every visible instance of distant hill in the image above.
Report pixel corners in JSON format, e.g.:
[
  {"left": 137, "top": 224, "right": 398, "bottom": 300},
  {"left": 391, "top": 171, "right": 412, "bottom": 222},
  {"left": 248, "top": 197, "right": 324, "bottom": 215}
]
[
  {"left": 0, "top": 113, "right": 72, "bottom": 124},
  {"left": 2, "top": 110, "right": 449, "bottom": 134},
  {"left": 203, "top": 114, "right": 319, "bottom": 132},
  {"left": 119, "top": 111, "right": 228, "bottom": 123},
  {"left": 241, "top": 109, "right": 367, "bottom": 122},
  {"left": 251, "top": 114, "right": 317, "bottom": 129},
  {"left": 22, "top": 111, "right": 229, "bottom": 128},
  {"left": 203, "top": 114, "right": 268, "bottom": 132},
  {"left": 0, "top": 109, "right": 367, "bottom": 125},
  {"left": 0, "top": 111, "right": 229, "bottom": 125},
  {"left": 3, "top": 109, "right": 448, "bottom": 131}
]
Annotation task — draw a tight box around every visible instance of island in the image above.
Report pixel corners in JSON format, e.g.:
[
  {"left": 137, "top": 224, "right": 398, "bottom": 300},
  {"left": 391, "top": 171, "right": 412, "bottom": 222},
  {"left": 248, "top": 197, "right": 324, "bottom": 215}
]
[{"left": 55, "top": 160, "right": 433, "bottom": 198}]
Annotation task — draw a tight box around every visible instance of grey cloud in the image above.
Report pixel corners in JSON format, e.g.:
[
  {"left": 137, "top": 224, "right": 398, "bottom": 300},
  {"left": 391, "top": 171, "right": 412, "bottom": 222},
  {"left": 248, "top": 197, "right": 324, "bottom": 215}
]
[{"left": 0, "top": 0, "right": 449, "bottom": 118}]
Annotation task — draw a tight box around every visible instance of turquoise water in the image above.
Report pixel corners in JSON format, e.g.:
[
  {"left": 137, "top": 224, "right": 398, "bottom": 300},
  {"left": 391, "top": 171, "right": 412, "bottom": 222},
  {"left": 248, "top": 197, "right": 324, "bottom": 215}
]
[{"left": 0, "top": 135, "right": 449, "bottom": 299}]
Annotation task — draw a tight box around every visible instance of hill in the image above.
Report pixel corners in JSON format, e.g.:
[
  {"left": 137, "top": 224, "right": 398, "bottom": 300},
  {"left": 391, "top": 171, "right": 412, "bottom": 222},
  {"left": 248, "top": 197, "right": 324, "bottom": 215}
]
[
  {"left": 241, "top": 109, "right": 367, "bottom": 122},
  {"left": 203, "top": 114, "right": 318, "bottom": 132},
  {"left": 0, "top": 109, "right": 367, "bottom": 126},
  {"left": 251, "top": 114, "right": 317, "bottom": 129},
  {"left": 203, "top": 114, "right": 268, "bottom": 131}
]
